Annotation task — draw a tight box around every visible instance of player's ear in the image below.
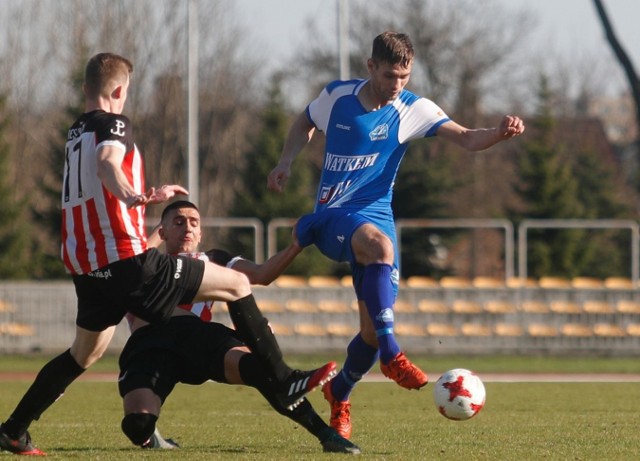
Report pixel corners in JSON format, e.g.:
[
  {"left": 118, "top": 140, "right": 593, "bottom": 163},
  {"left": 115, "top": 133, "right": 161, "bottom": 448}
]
[
  {"left": 112, "top": 84, "right": 123, "bottom": 100},
  {"left": 158, "top": 226, "right": 166, "bottom": 241}
]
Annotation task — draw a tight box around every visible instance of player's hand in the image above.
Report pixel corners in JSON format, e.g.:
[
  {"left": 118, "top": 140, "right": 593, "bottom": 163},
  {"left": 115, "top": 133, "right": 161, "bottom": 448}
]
[
  {"left": 126, "top": 185, "right": 189, "bottom": 208},
  {"left": 267, "top": 165, "right": 291, "bottom": 192},
  {"left": 498, "top": 115, "right": 525, "bottom": 139}
]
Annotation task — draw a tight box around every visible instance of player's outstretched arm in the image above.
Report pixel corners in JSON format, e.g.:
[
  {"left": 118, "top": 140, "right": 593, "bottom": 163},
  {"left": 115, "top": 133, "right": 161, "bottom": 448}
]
[
  {"left": 267, "top": 112, "right": 316, "bottom": 193},
  {"left": 436, "top": 115, "right": 525, "bottom": 151}
]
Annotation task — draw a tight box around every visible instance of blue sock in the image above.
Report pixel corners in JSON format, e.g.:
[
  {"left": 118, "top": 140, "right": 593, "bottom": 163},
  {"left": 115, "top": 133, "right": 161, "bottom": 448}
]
[
  {"left": 362, "top": 263, "right": 401, "bottom": 364},
  {"left": 331, "top": 334, "right": 379, "bottom": 402}
]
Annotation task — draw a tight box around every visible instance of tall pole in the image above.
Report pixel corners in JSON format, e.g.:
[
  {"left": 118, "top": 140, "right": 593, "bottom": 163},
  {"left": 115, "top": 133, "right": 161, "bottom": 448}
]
[
  {"left": 337, "top": 0, "right": 350, "bottom": 80},
  {"left": 187, "top": 0, "right": 199, "bottom": 206}
]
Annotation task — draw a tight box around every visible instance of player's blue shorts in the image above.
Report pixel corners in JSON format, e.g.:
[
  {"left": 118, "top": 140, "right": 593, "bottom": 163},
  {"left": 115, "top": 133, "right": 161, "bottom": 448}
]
[{"left": 296, "top": 207, "right": 399, "bottom": 299}]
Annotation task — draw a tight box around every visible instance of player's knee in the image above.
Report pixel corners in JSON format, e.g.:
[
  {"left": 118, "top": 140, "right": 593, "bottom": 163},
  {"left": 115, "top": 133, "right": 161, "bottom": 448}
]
[{"left": 121, "top": 413, "right": 158, "bottom": 446}]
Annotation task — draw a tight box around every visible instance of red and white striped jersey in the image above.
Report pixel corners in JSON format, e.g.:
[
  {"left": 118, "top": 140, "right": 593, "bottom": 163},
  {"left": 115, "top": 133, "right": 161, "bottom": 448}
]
[{"left": 61, "top": 110, "right": 147, "bottom": 274}]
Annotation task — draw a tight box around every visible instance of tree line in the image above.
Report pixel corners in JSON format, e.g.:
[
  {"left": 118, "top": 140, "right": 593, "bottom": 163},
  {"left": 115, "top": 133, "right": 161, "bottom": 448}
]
[{"left": 0, "top": 0, "right": 637, "bottom": 280}]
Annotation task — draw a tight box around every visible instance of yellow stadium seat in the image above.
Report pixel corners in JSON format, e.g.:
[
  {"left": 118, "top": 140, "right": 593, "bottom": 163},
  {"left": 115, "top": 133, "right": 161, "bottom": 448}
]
[
  {"left": 394, "top": 323, "right": 426, "bottom": 336},
  {"left": 472, "top": 276, "right": 505, "bottom": 288},
  {"left": 0, "top": 300, "right": 16, "bottom": 313},
  {"left": 406, "top": 276, "right": 438, "bottom": 288},
  {"left": 326, "top": 322, "right": 357, "bottom": 337},
  {"left": 593, "top": 323, "right": 625, "bottom": 337},
  {"left": 506, "top": 277, "right": 538, "bottom": 288},
  {"left": 571, "top": 277, "right": 604, "bottom": 289},
  {"left": 582, "top": 300, "right": 614, "bottom": 314},
  {"left": 308, "top": 276, "right": 342, "bottom": 287},
  {"left": 394, "top": 299, "right": 416, "bottom": 313},
  {"left": 452, "top": 299, "right": 482, "bottom": 314},
  {"left": 626, "top": 324, "right": 640, "bottom": 336},
  {"left": 494, "top": 323, "right": 524, "bottom": 337},
  {"left": 616, "top": 300, "right": 640, "bottom": 314},
  {"left": 528, "top": 323, "right": 558, "bottom": 337},
  {"left": 426, "top": 323, "right": 458, "bottom": 336},
  {"left": 549, "top": 300, "right": 581, "bottom": 314},
  {"left": 294, "top": 323, "right": 328, "bottom": 336},
  {"left": 269, "top": 322, "right": 293, "bottom": 336},
  {"left": 561, "top": 323, "right": 593, "bottom": 337},
  {"left": 538, "top": 277, "right": 571, "bottom": 288},
  {"left": 274, "top": 275, "right": 307, "bottom": 287},
  {"left": 317, "top": 300, "right": 351, "bottom": 313},
  {"left": 285, "top": 299, "right": 318, "bottom": 313},
  {"left": 439, "top": 276, "right": 472, "bottom": 288},
  {"left": 519, "top": 300, "right": 549, "bottom": 313},
  {"left": 604, "top": 277, "right": 634, "bottom": 289},
  {"left": 258, "top": 299, "right": 285, "bottom": 313},
  {"left": 0, "top": 322, "right": 35, "bottom": 336},
  {"left": 340, "top": 275, "right": 354, "bottom": 287},
  {"left": 484, "top": 300, "right": 517, "bottom": 314},
  {"left": 461, "top": 323, "right": 492, "bottom": 336},
  {"left": 417, "top": 299, "right": 449, "bottom": 313}
]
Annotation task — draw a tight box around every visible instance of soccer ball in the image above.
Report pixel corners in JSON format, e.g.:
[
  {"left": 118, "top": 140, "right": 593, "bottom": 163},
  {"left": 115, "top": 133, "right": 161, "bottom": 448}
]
[{"left": 433, "top": 368, "right": 486, "bottom": 420}]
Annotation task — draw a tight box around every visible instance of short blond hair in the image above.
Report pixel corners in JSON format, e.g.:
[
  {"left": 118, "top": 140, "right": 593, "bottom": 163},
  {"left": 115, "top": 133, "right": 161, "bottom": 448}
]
[{"left": 84, "top": 52, "right": 133, "bottom": 99}]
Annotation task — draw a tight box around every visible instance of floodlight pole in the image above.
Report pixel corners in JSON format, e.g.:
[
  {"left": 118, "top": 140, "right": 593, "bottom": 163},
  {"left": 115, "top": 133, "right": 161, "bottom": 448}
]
[
  {"left": 337, "top": 0, "right": 350, "bottom": 80},
  {"left": 187, "top": 0, "right": 199, "bottom": 206}
]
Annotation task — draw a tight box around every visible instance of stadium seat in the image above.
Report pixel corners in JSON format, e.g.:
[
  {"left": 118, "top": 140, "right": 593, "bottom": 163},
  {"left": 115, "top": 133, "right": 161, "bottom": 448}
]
[
  {"left": 0, "top": 322, "right": 35, "bottom": 336},
  {"left": 483, "top": 300, "right": 517, "bottom": 314},
  {"left": 317, "top": 300, "right": 352, "bottom": 313},
  {"left": 405, "top": 276, "right": 438, "bottom": 288},
  {"left": 452, "top": 299, "right": 482, "bottom": 314},
  {"left": 494, "top": 323, "right": 525, "bottom": 337},
  {"left": 417, "top": 299, "right": 449, "bottom": 313},
  {"left": 592, "top": 323, "right": 626, "bottom": 337},
  {"left": 308, "top": 275, "right": 342, "bottom": 287},
  {"left": 274, "top": 275, "right": 308, "bottom": 287},
  {"left": 571, "top": 277, "right": 604, "bottom": 289},
  {"left": 626, "top": 324, "right": 640, "bottom": 336},
  {"left": 394, "top": 322, "right": 426, "bottom": 336},
  {"left": 0, "top": 300, "right": 15, "bottom": 313},
  {"left": 538, "top": 277, "right": 572, "bottom": 289},
  {"left": 394, "top": 299, "right": 417, "bottom": 313},
  {"left": 549, "top": 300, "right": 581, "bottom": 314},
  {"left": 461, "top": 323, "right": 492, "bottom": 336},
  {"left": 326, "top": 322, "right": 357, "bottom": 337},
  {"left": 257, "top": 299, "right": 286, "bottom": 313},
  {"left": 616, "top": 300, "right": 640, "bottom": 314},
  {"left": 527, "top": 323, "right": 558, "bottom": 337},
  {"left": 472, "top": 276, "right": 505, "bottom": 288},
  {"left": 506, "top": 277, "right": 538, "bottom": 288},
  {"left": 604, "top": 277, "right": 634, "bottom": 289},
  {"left": 561, "top": 323, "right": 593, "bottom": 337},
  {"left": 439, "top": 276, "right": 472, "bottom": 288},
  {"left": 340, "top": 275, "right": 353, "bottom": 287},
  {"left": 285, "top": 299, "right": 318, "bottom": 313},
  {"left": 519, "top": 300, "right": 550, "bottom": 313},
  {"left": 426, "top": 323, "right": 458, "bottom": 336},
  {"left": 293, "top": 323, "right": 328, "bottom": 336},
  {"left": 582, "top": 300, "right": 614, "bottom": 314},
  {"left": 269, "top": 322, "right": 293, "bottom": 336}
]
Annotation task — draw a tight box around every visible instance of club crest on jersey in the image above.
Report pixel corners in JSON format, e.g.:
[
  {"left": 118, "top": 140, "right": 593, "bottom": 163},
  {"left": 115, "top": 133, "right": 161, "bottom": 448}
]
[
  {"left": 369, "top": 124, "right": 388, "bottom": 141},
  {"left": 110, "top": 119, "right": 126, "bottom": 137}
]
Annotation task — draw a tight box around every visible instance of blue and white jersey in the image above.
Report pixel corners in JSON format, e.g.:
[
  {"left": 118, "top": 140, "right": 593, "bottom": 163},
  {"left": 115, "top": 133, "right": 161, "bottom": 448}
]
[{"left": 306, "top": 79, "right": 450, "bottom": 213}]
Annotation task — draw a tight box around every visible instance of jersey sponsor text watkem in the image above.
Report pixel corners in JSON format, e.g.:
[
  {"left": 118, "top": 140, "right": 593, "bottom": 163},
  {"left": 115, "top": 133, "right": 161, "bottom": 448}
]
[{"left": 324, "top": 152, "right": 379, "bottom": 172}]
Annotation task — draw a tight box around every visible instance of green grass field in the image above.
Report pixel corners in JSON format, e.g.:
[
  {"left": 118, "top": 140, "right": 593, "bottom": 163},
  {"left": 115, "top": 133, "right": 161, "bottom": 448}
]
[{"left": 1, "top": 354, "right": 639, "bottom": 460}]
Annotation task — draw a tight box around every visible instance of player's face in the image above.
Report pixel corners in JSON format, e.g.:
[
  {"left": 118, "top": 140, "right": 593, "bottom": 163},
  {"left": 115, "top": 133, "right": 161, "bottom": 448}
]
[
  {"left": 161, "top": 207, "right": 202, "bottom": 254},
  {"left": 367, "top": 59, "right": 412, "bottom": 104}
]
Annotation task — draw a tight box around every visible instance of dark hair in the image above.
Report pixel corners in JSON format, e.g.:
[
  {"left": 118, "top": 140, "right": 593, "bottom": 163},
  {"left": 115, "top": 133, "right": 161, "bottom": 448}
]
[
  {"left": 161, "top": 200, "right": 199, "bottom": 222},
  {"left": 84, "top": 52, "right": 133, "bottom": 99},
  {"left": 371, "top": 31, "right": 414, "bottom": 67}
]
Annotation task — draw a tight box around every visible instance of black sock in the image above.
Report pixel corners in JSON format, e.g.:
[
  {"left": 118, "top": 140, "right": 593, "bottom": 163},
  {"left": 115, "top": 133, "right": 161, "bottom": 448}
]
[
  {"left": 238, "top": 354, "right": 329, "bottom": 441},
  {"left": 2, "top": 349, "right": 85, "bottom": 438},
  {"left": 227, "top": 295, "right": 292, "bottom": 382}
]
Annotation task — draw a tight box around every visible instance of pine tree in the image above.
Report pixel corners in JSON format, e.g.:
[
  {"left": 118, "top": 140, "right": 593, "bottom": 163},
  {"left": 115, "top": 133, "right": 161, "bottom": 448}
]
[
  {"left": 0, "top": 93, "right": 31, "bottom": 278},
  {"left": 30, "top": 54, "right": 87, "bottom": 278},
  {"left": 512, "top": 75, "right": 585, "bottom": 278},
  {"left": 231, "top": 74, "right": 334, "bottom": 276},
  {"left": 393, "top": 142, "right": 460, "bottom": 277}
]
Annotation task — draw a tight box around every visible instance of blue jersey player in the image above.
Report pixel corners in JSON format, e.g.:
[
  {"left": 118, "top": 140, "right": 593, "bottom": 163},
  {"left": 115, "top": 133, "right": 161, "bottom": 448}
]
[{"left": 268, "top": 31, "right": 525, "bottom": 439}]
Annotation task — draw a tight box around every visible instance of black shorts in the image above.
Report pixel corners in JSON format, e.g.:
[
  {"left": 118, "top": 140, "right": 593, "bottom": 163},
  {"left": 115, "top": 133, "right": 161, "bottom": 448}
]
[
  {"left": 73, "top": 248, "right": 205, "bottom": 331},
  {"left": 117, "top": 316, "right": 245, "bottom": 402}
]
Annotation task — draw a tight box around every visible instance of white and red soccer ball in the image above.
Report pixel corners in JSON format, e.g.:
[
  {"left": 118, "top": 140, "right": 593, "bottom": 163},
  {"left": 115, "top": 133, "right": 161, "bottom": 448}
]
[{"left": 433, "top": 368, "right": 486, "bottom": 420}]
